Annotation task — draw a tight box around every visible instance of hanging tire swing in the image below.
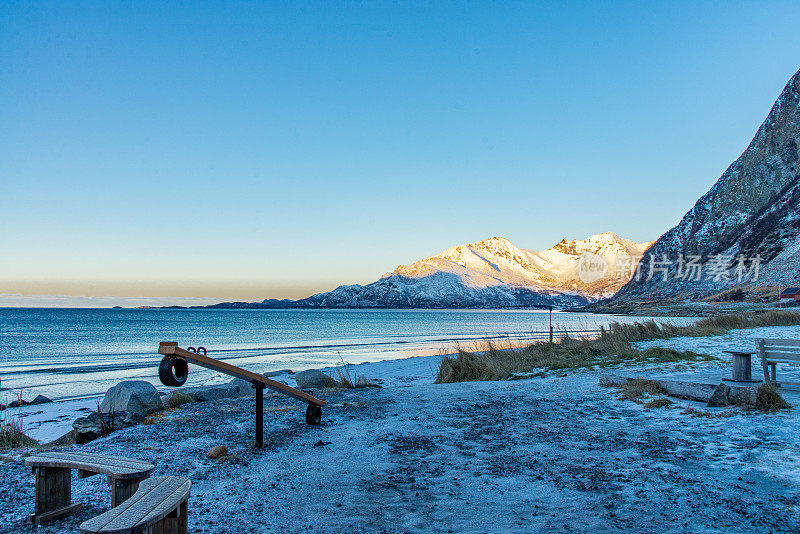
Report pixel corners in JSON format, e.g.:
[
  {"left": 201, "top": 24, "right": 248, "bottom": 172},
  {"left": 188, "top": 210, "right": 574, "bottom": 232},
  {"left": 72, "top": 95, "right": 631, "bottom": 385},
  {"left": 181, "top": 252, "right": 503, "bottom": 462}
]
[
  {"left": 158, "top": 356, "right": 188, "bottom": 387},
  {"left": 158, "top": 346, "right": 204, "bottom": 387}
]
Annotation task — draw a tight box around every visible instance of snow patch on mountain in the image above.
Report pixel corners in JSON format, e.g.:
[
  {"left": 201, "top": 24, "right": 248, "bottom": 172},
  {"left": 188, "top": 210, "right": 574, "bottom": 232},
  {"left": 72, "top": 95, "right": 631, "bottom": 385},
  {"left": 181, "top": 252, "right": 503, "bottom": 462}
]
[{"left": 388, "top": 232, "right": 652, "bottom": 300}]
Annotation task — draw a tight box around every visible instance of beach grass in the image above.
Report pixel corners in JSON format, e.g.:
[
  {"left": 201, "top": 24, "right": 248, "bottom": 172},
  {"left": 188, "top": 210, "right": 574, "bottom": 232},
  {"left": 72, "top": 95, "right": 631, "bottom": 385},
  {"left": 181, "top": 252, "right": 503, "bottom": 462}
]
[
  {"left": 436, "top": 311, "right": 800, "bottom": 383},
  {"left": 332, "top": 362, "right": 381, "bottom": 389},
  {"left": 0, "top": 417, "right": 37, "bottom": 450}
]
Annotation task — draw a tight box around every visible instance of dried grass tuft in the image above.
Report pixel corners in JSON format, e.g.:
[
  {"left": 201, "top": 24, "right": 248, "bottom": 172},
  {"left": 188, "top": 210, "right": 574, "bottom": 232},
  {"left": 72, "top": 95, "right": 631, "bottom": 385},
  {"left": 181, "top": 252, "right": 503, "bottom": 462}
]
[
  {"left": 436, "top": 311, "right": 800, "bottom": 384},
  {"left": 168, "top": 391, "right": 196, "bottom": 408},
  {"left": 332, "top": 361, "right": 381, "bottom": 389},
  {"left": 755, "top": 383, "right": 790, "bottom": 413},
  {"left": 643, "top": 397, "right": 674, "bottom": 409}
]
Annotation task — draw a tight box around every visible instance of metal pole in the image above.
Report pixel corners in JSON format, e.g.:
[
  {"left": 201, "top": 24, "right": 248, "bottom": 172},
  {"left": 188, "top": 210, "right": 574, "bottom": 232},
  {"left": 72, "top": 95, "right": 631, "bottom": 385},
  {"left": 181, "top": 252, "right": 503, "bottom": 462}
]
[
  {"left": 549, "top": 306, "right": 553, "bottom": 343},
  {"left": 253, "top": 383, "right": 264, "bottom": 447}
]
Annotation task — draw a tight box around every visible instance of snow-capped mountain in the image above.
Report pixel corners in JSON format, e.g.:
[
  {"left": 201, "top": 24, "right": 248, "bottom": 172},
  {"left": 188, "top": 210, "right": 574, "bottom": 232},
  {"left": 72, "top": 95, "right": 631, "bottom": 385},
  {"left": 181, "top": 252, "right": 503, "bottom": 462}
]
[
  {"left": 209, "top": 233, "right": 651, "bottom": 310},
  {"left": 388, "top": 233, "right": 652, "bottom": 300},
  {"left": 606, "top": 67, "right": 800, "bottom": 306}
]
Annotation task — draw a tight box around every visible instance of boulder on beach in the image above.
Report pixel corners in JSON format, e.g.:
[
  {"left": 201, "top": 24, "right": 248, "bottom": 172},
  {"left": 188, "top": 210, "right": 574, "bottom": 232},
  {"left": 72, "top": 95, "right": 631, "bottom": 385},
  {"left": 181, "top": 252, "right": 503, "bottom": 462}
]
[
  {"left": 72, "top": 410, "right": 134, "bottom": 444},
  {"left": 188, "top": 386, "right": 232, "bottom": 402},
  {"left": 226, "top": 378, "right": 252, "bottom": 397},
  {"left": 184, "top": 378, "right": 252, "bottom": 402},
  {"left": 295, "top": 369, "right": 335, "bottom": 389},
  {"left": 100, "top": 380, "right": 164, "bottom": 422},
  {"left": 46, "top": 429, "right": 78, "bottom": 447},
  {"left": 30, "top": 395, "right": 53, "bottom": 405},
  {"left": 707, "top": 384, "right": 732, "bottom": 408}
]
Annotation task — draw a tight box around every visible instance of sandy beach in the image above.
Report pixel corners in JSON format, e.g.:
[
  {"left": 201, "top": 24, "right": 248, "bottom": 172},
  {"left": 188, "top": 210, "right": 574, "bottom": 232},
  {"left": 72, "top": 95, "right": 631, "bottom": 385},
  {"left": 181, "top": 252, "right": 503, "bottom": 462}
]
[{"left": 2, "top": 326, "right": 800, "bottom": 533}]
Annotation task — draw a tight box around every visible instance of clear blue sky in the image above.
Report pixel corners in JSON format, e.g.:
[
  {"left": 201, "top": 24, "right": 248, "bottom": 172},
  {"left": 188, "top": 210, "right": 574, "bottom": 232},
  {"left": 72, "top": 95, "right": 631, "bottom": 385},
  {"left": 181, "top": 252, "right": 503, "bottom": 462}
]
[{"left": 2, "top": 1, "right": 799, "bottom": 306}]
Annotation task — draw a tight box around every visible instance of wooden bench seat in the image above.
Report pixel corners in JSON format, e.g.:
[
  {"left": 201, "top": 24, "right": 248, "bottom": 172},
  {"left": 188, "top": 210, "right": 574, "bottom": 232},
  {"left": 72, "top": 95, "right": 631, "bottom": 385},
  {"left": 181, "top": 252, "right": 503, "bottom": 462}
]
[
  {"left": 25, "top": 451, "right": 155, "bottom": 525},
  {"left": 80, "top": 476, "right": 190, "bottom": 534},
  {"left": 757, "top": 338, "right": 800, "bottom": 387}
]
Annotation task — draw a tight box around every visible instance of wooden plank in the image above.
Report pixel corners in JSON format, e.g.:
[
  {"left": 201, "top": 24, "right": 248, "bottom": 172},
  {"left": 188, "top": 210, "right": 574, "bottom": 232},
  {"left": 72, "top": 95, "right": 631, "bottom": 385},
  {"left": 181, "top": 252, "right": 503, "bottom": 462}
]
[
  {"left": 81, "top": 476, "right": 167, "bottom": 532},
  {"left": 31, "top": 450, "right": 153, "bottom": 467},
  {"left": 126, "top": 483, "right": 189, "bottom": 531},
  {"left": 763, "top": 345, "right": 800, "bottom": 352},
  {"left": 81, "top": 476, "right": 190, "bottom": 534},
  {"left": 758, "top": 338, "right": 800, "bottom": 348},
  {"left": 30, "top": 450, "right": 154, "bottom": 468},
  {"left": 762, "top": 351, "right": 800, "bottom": 361},
  {"left": 26, "top": 452, "right": 154, "bottom": 479},
  {"left": 31, "top": 457, "right": 148, "bottom": 472},
  {"left": 31, "top": 503, "right": 82, "bottom": 525},
  {"left": 158, "top": 342, "right": 324, "bottom": 406}
]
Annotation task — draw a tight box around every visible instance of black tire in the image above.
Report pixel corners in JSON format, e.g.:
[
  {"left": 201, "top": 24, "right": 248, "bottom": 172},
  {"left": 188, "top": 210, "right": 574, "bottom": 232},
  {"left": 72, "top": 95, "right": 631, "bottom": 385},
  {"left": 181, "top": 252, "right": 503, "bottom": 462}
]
[
  {"left": 305, "top": 404, "right": 322, "bottom": 426},
  {"left": 159, "top": 357, "right": 189, "bottom": 387}
]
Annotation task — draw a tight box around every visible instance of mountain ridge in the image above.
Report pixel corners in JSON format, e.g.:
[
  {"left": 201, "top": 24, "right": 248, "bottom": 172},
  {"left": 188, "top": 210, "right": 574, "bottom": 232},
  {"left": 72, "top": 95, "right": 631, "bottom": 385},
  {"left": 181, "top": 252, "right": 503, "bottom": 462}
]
[{"left": 208, "top": 232, "right": 651, "bottom": 309}]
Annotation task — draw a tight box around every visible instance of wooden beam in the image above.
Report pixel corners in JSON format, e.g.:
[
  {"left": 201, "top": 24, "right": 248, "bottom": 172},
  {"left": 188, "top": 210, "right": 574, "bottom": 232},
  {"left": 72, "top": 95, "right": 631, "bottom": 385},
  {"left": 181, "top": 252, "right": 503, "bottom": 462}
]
[
  {"left": 763, "top": 350, "right": 800, "bottom": 361},
  {"left": 757, "top": 338, "right": 800, "bottom": 348},
  {"left": 158, "top": 342, "right": 324, "bottom": 406}
]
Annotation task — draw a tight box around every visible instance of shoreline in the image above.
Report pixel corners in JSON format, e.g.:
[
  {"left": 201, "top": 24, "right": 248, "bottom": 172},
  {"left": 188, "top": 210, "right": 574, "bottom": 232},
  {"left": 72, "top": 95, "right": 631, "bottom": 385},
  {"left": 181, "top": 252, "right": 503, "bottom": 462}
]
[
  {"left": 2, "top": 324, "right": 800, "bottom": 532},
  {"left": 2, "top": 352, "right": 446, "bottom": 445}
]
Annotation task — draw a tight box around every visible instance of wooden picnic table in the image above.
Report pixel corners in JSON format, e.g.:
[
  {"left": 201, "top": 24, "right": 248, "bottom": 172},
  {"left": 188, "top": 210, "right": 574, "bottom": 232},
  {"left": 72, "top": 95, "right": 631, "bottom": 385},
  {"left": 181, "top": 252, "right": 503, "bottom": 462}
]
[{"left": 25, "top": 451, "right": 155, "bottom": 525}]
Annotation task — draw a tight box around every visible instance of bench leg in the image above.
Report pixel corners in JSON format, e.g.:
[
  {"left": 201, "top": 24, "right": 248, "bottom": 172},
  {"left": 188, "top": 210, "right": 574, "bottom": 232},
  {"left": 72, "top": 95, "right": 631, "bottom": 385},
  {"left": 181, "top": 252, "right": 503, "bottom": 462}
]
[
  {"left": 29, "top": 466, "right": 82, "bottom": 525},
  {"left": 110, "top": 476, "right": 146, "bottom": 507},
  {"left": 769, "top": 362, "right": 777, "bottom": 383},
  {"left": 147, "top": 498, "right": 188, "bottom": 534}
]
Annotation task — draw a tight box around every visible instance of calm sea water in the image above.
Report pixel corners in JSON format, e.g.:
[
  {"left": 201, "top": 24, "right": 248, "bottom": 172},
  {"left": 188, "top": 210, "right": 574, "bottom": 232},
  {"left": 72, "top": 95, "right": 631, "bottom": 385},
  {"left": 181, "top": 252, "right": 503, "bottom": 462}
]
[{"left": 0, "top": 308, "right": 694, "bottom": 400}]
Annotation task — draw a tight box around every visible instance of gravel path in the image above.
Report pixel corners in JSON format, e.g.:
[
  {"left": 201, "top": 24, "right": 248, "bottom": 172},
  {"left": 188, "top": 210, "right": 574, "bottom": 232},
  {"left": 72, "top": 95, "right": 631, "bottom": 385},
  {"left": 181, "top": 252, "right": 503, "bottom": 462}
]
[{"left": 1, "top": 370, "right": 799, "bottom": 533}]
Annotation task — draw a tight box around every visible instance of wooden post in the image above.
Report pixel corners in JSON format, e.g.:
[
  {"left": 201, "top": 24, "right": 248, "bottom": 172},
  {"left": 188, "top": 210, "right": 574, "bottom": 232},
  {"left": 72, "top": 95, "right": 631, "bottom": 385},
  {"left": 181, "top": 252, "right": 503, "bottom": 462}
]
[
  {"left": 30, "top": 466, "right": 82, "bottom": 524},
  {"left": 253, "top": 382, "right": 265, "bottom": 448},
  {"left": 758, "top": 339, "right": 770, "bottom": 382}
]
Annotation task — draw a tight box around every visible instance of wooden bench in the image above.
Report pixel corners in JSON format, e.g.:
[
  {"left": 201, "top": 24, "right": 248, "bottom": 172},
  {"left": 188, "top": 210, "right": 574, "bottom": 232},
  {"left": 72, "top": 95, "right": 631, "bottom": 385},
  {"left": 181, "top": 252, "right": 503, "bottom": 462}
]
[
  {"left": 757, "top": 338, "right": 800, "bottom": 387},
  {"left": 25, "top": 451, "right": 155, "bottom": 525},
  {"left": 80, "top": 476, "right": 190, "bottom": 534}
]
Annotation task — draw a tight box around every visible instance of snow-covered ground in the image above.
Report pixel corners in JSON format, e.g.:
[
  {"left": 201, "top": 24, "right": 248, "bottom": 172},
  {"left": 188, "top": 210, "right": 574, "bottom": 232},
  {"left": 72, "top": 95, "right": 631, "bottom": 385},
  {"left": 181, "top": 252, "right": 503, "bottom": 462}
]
[
  {"left": 2, "top": 397, "right": 100, "bottom": 444},
  {"left": 1, "top": 327, "right": 800, "bottom": 533},
  {"left": 0, "top": 356, "right": 444, "bottom": 444}
]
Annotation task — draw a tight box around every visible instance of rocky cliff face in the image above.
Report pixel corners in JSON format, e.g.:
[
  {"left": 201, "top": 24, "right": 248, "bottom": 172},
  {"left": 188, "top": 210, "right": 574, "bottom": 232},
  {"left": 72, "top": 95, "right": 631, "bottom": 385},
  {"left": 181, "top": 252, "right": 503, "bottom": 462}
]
[
  {"left": 232, "top": 233, "right": 650, "bottom": 309},
  {"left": 607, "top": 67, "right": 800, "bottom": 305}
]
